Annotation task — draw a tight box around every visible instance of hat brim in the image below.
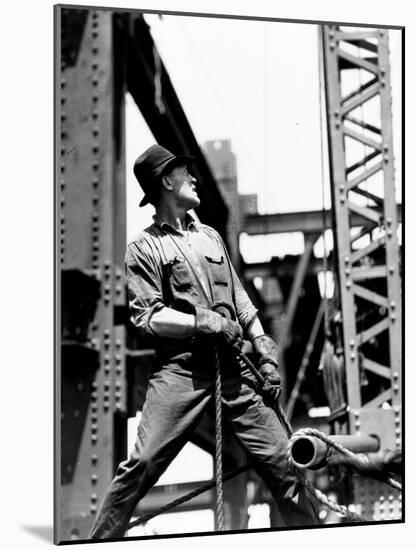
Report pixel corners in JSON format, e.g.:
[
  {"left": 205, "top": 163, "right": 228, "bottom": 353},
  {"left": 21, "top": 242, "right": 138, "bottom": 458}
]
[{"left": 138, "top": 154, "right": 194, "bottom": 207}]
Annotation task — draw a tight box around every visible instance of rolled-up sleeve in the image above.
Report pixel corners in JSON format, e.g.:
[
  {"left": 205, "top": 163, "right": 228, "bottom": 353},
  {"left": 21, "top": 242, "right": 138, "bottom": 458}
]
[
  {"left": 229, "top": 262, "right": 258, "bottom": 330},
  {"left": 125, "top": 240, "right": 165, "bottom": 341}
]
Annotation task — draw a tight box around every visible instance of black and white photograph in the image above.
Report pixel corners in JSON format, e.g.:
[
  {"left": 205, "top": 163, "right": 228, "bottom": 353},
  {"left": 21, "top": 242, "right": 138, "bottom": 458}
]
[{"left": 53, "top": 2, "right": 404, "bottom": 545}]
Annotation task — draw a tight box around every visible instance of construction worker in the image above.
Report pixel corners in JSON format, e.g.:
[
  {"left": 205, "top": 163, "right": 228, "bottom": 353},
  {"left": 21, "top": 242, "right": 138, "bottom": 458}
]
[{"left": 88, "top": 145, "right": 320, "bottom": 538}]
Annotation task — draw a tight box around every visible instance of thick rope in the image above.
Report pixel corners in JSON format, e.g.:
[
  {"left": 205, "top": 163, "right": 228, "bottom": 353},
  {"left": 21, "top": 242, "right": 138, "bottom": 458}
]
[
  {"left": 214, "top": 353, "right": 224, "bottom": 531},
  {"left": 289, "top": 428, "right": 402, "bottom": 493},
  {"left": 272, "top": 399, "right": 368, "bottom": 522},
  {"left": 127, "top": 462, "right": 252, "bottom": 529}
]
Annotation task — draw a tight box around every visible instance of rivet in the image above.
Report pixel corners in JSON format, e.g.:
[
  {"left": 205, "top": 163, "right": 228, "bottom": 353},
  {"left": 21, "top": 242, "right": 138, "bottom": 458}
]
[
  {"left": 92, "top": 30, "right": 99, "bottom": 39},
  {"left": 115, "top": 339, "right": 122, "bottom": 348},
  {"left": 92, "top": 46, "right": 99, "bottom": 55},
  {"left": 92, "top": 61, "right": 99, "bottom": 70},
  {"left": 91, "top": 493, "right": 98, "bottom": 502},
  {"left": 61, "top": 78, "right": 67, "bottom": 88},
  {"left": 61, "top": 112, "right": 66, "bottom": 121},
  {"left": 116, "top": 366, "right": 122, "bottom": 375},
  {"left": 346, "top": 281, "right": 351, "bottom": 289},
  {"left": 389, "top": 266, "right": 395, "bottom": 274},
  {"left": 90, "top": 505, "right": 97, "bottom": 513},
  {"left": 61, "top": 97, "right": 66, "bottom": 106},
  {"left": 91, "top": 434, "right": 98, "bottom": 444},
  {"left": 393, "top": 383, "right": 399, "bottom": 392},
  {"left": 91, "top": 403, "right": 98, "bottom": 412},
  {"left": 350, "top": 340, "right": 355, "bottom": 347},
  {"left": 92, "top": 159, "right": 99, "bottom": 170},
  {"left": 91, "top": 423, "right": 98, "bottom": 433},
  {"left": 92, "top": 75, "right": 99, "bottom": 86},
  {"left": 344, "top": 256, "right": 350, "bottom": 264},
  {"left": 390, "top": 313, "right": 396, "bottom": 321},
  {"left": 91, "top": 474, "right": 98, "bottom": 483},
  {"left": 92, "top": 126, "right": 99, "bottom": 137},
  {"left": 115, "top": 381, "right": 122, "bottom": 388},
  {"left": 104, "top": 354, "right": 111, "bottom": 364}
]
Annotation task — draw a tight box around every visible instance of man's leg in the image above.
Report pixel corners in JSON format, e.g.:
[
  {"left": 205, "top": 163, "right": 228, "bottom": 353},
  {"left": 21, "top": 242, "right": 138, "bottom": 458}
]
[
  {"left": 88, "top": 366, "right": 211, "bottom": 539},
  {"left": 222, "top": 366, "right": 320, "bottom": 528}
]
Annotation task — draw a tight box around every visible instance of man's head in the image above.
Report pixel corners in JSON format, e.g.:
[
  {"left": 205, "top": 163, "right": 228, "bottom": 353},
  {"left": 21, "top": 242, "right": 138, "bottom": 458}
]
[{"left": 133, "top": 145, "right": 198, "bottom": 209}]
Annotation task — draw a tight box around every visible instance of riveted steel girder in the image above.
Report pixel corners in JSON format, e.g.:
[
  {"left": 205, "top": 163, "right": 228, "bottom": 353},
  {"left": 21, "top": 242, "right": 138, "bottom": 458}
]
[{"left": 322, "top": 25, "right": 402, "bottom": 520}]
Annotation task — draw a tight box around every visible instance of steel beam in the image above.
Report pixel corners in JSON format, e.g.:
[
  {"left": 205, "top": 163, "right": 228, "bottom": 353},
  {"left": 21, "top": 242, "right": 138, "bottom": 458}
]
[
  {"left": 322, "top": 25, "right": 402, "bottom": 520},
  {"left": 242, "top": 205, "right": 401, "bottom": 235},
  {"left": 57, "top": 7, "right": 127, "bottom": 542}
]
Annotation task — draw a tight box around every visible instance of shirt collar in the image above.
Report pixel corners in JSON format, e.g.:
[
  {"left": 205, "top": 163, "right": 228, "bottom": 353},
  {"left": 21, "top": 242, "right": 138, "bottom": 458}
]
[{"left": 153, "top": 212, "right": 197, "bottom": 233}]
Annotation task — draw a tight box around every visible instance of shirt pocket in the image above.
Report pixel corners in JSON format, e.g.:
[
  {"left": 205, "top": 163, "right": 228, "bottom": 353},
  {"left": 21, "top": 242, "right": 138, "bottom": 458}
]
[
  {"left": 169, "top": 256, "right": 194, "bottom": 290},
  {"left": 205, "top": 255, "right": 228, "bottom": 286}
]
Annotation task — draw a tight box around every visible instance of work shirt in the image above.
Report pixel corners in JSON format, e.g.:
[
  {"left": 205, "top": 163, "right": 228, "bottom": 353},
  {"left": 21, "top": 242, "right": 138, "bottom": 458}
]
[{"left": 125, "top": 213, "right": 258, "bottom": 359}]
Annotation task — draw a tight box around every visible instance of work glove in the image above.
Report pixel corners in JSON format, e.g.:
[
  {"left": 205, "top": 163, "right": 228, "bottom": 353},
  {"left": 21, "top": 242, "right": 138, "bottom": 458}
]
[
  {"left": 253, "top": 335, "right": 281, "bottom": 402},
  {"left": 194, "top": 306, "right": 243, "bottom": 347}
]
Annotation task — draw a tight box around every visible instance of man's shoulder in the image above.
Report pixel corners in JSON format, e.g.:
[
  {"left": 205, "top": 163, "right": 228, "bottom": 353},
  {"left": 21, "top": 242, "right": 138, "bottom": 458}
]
[
  {"left": 196, "top": 223, "right": 223, "bottom": 242},
  {"left": 128, "top": 224, "right": 159, "bottom": 247},
  {"left": 126, "top": 224, "right": 161, "bottom": 256}
]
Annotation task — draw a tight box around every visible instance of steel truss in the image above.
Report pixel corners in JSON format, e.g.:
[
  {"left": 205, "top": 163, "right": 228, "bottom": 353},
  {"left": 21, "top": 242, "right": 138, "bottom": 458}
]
[{"left": 322, "top": 25, "right": 402, "bottom": 520}]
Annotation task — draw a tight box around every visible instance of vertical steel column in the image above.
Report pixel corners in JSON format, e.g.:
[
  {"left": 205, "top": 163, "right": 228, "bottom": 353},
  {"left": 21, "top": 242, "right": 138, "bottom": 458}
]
[
  {"left": 57, "top": 7, "right": 127, "bottom": 542},
  {"left": 322, "top": 25, "right": 401, "bottom": 520}
]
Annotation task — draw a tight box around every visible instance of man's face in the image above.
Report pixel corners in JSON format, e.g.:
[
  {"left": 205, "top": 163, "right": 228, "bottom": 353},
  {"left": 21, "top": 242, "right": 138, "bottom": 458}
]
[{"left": 165, "top": 164, "right": 200, "bottom": 209}]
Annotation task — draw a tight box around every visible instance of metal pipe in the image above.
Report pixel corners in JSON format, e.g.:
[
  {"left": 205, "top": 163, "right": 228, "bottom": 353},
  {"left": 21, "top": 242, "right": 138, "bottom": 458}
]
[{"left": 290, "top": 434, "right": 379, "bottom": 470}]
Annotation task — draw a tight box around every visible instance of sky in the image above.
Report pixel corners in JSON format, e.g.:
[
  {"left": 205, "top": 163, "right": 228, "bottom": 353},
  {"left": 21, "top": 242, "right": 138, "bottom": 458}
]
[{"left": 125, "top": 14, "right": 402, "bottom": 265}]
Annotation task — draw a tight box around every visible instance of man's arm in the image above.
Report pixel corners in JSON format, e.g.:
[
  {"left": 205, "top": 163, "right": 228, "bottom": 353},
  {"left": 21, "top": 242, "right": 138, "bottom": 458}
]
[
  {"left": 126, "top": 239, "right": 240, "bottom": 344},
  {"left": 127, "top": 239, "right": 197, "bottom": 340},
  {"left": 148, "top": 308, "right": 195, "bottom": 338}
]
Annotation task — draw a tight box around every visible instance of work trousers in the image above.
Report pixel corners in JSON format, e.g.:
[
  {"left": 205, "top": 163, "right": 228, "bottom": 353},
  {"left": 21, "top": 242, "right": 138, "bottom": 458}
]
[{"left": 88, "top": 355, "right": 319, "bottom": 539}]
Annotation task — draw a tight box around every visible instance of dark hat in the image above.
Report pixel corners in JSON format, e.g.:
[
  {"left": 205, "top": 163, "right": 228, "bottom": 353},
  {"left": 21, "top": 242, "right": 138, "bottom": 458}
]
[{"left": 133, "top": 145, "right": 194, "bottom": 207}]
